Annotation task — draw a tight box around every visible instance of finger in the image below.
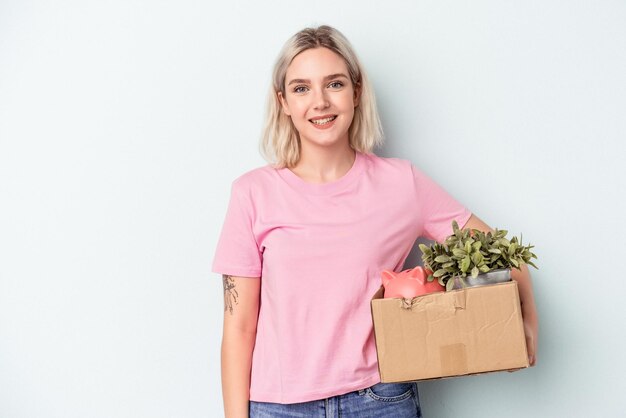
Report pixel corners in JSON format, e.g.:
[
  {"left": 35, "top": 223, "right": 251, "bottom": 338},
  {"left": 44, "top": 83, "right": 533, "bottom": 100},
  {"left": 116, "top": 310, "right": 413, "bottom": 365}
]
[{"left": 526, "top": 335, "right": 536, "bottom": 367}]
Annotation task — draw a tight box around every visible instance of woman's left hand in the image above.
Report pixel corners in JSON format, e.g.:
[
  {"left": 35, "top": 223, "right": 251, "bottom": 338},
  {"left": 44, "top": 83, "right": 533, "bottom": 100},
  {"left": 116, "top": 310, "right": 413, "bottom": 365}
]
[{"left": 523, "top": 309, "right": 538, "bottom": 366}]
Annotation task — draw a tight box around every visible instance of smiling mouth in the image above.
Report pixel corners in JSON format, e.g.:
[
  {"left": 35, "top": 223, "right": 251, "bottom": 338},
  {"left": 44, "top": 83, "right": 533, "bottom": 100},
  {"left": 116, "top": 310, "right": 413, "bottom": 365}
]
[{"left": 309, "top": 115, "right": 337, "bottom": 125}]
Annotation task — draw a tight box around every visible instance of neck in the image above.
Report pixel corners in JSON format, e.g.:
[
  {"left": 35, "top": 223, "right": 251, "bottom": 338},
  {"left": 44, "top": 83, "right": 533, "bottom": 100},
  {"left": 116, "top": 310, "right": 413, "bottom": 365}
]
[{"left": 290, "top": 143, "right": 356, "bottom": 184}]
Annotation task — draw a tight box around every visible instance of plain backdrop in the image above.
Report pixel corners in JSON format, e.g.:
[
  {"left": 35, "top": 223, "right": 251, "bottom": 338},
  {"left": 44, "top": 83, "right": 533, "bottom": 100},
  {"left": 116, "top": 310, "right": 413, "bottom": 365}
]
[{"left": 1, "top": 1, "right": 625, "bottom": 417}]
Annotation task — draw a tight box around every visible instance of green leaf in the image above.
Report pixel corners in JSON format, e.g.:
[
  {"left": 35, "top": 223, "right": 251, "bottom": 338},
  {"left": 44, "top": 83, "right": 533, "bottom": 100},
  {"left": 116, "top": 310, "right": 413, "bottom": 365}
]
[
  {"left": 471, "top": 251, "right": 483, "bottom": 265},
  {"left": 479, "top": 264, "right": 490, "bottom": 273},
  {"left": 471, "top": 266, "right": 480, "bottom": 278},
  {"left": 472, "top": 241, "right": 482, "bottom": 251},
  {"left": 433, "top": 269, "right": 447, "bottom": 278},
  {"left": 452, "top": 248, "right": 467, "bottom": 257},
  {"left": 488, "top": 248, "right": 501, "bottom": 254},
  {"left": 446, "top": 278, "right": 456, "bottom": 291},
  {"left": 434, "top": 255, "right": 451, "bottom": 263},
  {"left": 461, "top": 256, "right": 470, "bottom": 273}
]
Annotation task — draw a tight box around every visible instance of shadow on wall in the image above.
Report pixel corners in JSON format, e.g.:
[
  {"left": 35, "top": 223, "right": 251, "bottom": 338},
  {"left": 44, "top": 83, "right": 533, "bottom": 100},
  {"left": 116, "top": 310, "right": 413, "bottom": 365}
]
[{"left": 404, "top": 236, "right": 433, "bottom": 270}]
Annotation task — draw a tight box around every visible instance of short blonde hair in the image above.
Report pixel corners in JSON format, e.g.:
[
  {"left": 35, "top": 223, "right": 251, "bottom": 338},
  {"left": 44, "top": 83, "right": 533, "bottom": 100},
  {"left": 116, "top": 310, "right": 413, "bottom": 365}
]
[{"left": 259, "top": 25, "right": 384, "bottom": 168}]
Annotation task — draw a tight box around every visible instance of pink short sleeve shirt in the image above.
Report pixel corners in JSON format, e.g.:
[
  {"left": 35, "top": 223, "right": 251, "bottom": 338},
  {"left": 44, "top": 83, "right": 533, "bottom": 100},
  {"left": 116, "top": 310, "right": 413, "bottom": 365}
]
[{"left": 212, "top": 151, "right": 472, "bottom": 404}]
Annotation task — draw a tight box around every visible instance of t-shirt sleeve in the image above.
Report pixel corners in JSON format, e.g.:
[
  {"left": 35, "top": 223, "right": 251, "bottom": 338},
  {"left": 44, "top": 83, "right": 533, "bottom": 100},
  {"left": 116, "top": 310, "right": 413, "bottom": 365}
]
[
  {"left": 211, "top": 179, "right": 263, "bottom": 278},
  {"left": 411, "top": 164, "right": 473, "bottom": 243}
]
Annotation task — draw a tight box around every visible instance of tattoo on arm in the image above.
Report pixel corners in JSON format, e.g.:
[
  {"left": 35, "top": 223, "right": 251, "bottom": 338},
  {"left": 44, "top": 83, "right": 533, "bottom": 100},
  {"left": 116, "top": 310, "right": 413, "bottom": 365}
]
[{"left": 223, "top": 275, "right": 239, "bottom": 315}]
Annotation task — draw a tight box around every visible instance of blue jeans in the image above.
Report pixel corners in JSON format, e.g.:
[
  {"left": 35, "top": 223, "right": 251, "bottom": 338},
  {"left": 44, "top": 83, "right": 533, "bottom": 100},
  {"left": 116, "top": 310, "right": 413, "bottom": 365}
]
[{"left": 249, "top": 381, "right": 422, "bottom": 417}]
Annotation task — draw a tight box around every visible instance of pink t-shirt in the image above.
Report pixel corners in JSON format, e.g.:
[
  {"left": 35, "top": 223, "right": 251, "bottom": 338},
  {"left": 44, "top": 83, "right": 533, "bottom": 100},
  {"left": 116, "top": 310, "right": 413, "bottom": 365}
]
[{"left": 211, "top": 150, "right": 472, "bottom": 404}]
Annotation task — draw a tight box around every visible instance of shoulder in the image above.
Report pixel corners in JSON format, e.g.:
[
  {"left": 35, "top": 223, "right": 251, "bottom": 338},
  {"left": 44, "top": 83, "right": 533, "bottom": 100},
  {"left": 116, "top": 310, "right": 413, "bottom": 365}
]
[
  {"left": 230, "top": 164, "right": 275, "bottom": 191},
  {"left": 363, "top": 151, "right": 416, "bottom": 177}
]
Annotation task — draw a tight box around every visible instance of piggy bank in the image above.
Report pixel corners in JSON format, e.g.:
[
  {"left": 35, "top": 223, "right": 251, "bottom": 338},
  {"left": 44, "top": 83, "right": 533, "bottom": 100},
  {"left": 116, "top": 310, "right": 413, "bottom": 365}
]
[{"left": 381, "top": 266, "right": 445, "bottom": 299}]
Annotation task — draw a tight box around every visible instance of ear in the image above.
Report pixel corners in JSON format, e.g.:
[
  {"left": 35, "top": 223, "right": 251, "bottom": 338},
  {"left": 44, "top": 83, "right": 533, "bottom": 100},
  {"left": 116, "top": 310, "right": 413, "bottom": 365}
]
[
  {"left": 381, "top": 270, "right": 395, "bottom": 287},
  {"left": 277, "top": 91, "right": 291, "bottom": 116},
  {"left": 409, "top": 266, "right": 427, "bottom": 284},
  {"left": 353, "top": 81, "right": 362, "bottom": 108}
]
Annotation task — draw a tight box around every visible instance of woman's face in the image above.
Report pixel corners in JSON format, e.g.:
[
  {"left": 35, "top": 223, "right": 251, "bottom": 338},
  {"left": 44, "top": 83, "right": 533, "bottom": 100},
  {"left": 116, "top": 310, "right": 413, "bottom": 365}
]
[{"left": 278, "top": 47, "right": 360, "bottom": 151}]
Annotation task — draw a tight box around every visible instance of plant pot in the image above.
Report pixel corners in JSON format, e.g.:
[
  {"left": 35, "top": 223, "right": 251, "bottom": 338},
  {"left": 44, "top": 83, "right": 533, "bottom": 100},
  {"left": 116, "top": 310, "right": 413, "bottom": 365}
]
[{"left": 449, "top": 268, "right": 511, "bottom": 290}]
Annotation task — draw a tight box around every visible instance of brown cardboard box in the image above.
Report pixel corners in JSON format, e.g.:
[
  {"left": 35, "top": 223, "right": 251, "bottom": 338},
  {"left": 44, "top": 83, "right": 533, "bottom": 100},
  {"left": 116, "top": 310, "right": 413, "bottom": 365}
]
[{"left": 370, "top": 281, "right": 529, "bottom": 382}]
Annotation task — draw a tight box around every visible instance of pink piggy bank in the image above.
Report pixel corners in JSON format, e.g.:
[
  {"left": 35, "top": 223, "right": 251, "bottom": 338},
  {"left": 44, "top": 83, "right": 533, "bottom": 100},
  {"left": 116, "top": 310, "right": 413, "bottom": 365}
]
[{"left": 381, "top": 266, "right": 445, "bottom": 299}]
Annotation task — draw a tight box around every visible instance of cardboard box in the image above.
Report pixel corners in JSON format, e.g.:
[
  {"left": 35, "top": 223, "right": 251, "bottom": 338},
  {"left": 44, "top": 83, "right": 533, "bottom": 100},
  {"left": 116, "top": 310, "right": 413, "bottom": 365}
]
[{"left": 370, "top": 281, "right": 529, "bottom": 382}]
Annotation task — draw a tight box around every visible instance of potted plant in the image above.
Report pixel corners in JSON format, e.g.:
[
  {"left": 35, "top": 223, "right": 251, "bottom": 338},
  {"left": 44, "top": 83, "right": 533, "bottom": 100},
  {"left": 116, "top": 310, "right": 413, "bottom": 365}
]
[{"left": 418, "top": 220, "right": 538, "bottom": 291}]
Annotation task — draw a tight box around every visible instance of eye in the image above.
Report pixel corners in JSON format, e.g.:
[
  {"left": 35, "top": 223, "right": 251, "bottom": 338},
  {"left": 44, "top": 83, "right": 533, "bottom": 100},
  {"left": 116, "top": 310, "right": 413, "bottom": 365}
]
[
  {"left": 328, "top": 81, "right": 344, "bottom": 89},
  {"left": 293, "top": 85, "right": 309, "bottom": 93}
]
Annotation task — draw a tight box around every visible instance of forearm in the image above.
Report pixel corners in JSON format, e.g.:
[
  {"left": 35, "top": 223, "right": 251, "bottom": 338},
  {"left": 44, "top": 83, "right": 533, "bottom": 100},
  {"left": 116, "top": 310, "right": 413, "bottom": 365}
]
[
  {"left": 511, "top": 264, "right": 538, "bottom": 326},
  {"left": 221, "top": 329, "right": 256, "bottom": 418},
  {"left": 510, "top": 263, "right": 539, "bottom": 365},
  {"left": 460, "top": 214, "right": 539, "bottom": 364}
]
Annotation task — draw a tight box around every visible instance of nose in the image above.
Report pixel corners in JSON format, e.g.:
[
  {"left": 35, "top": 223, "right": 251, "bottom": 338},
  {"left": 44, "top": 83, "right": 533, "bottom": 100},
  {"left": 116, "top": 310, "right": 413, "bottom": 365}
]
[{"left": 312, "top": 87, "right": 330, "bottom": 110}]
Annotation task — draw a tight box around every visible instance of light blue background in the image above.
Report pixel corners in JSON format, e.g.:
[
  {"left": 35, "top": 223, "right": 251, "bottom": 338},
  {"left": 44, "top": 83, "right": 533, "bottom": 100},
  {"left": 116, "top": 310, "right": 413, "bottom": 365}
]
[{"left": 1, "top": 1, "right": 625, "bottom": 417}]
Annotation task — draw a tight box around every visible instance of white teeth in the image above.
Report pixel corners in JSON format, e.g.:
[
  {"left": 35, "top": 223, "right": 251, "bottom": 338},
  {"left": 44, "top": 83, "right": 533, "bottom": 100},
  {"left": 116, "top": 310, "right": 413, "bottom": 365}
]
[{"left": 311, "top": 116, "right": 336, "bottom": 125}]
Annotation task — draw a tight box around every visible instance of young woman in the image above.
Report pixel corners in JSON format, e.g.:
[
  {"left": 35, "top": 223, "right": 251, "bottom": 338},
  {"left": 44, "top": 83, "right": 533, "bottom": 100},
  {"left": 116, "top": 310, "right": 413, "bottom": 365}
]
[{"left": 212, "top": 25, "right": 538, "bottom": 418}]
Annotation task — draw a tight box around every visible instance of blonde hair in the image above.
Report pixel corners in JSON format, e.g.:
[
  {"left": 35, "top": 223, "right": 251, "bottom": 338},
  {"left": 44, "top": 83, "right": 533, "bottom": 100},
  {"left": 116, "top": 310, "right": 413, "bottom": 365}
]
[{"left": 259, "top": 25, "right": 384, "bottom": 168}]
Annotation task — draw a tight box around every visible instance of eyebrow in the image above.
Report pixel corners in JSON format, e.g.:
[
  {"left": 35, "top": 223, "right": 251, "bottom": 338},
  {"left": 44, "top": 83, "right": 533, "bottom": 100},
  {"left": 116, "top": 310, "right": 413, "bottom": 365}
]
[{"left": 287, "top": 73, "right": 349, "bottom": 86}]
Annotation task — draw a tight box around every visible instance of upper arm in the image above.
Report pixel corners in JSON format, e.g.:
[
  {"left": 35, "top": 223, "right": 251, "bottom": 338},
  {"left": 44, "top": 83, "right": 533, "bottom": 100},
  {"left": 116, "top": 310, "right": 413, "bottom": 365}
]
[{"left": 222, "top": 274, "right": 261, "bottom": 334}]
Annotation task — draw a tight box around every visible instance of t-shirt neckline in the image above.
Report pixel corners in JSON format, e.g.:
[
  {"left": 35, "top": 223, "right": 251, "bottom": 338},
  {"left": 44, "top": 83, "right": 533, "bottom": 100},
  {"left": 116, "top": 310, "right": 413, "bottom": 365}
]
[{"left": 277, "top": 150, "right": 365, "bottom": 196}]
